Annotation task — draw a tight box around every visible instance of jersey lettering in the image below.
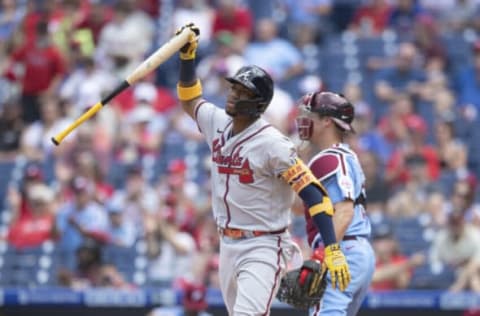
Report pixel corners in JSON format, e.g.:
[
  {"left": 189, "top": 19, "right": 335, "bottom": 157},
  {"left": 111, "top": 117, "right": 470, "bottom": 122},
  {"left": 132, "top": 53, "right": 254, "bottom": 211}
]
[{"left": 212, "top": 139, "right": 254, "bottom": 183}]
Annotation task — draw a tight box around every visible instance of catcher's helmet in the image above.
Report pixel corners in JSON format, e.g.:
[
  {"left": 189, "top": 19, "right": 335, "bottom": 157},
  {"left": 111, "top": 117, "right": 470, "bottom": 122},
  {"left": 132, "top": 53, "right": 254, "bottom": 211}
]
[
  {"left": 225, "top": 65, "right": 274, "bottom": 117},
  {"left": 297, "top": 91, "right": 355, "bottom": 139}
]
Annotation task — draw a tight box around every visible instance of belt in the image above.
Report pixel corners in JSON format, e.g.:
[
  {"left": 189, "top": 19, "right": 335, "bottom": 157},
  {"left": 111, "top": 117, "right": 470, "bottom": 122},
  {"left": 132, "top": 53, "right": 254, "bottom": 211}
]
[
  {"left": 343, "top": 235, "right": 365, "bottom": 241},
  {"left": 218, "top": 227, "right": 287, "bottom": 240}
]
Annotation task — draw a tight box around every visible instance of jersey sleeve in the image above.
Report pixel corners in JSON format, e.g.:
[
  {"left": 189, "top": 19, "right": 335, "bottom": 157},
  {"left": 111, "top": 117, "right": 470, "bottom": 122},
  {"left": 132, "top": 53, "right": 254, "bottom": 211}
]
[
  {"left": 194, "top": 99, "right": 229, "bottom": 146},
  {"left": 266, "top": 134, "right": 298, "bottom": 176},
  {"left": 310, "top": 153, "right": 355, "bottom": 203}
]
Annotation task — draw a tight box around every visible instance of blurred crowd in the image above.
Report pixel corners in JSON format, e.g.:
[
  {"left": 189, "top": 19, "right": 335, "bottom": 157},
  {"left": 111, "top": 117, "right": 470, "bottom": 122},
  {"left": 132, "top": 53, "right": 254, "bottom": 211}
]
[{"left": 1, "top": 0, "right": 480, "bottom": 312}]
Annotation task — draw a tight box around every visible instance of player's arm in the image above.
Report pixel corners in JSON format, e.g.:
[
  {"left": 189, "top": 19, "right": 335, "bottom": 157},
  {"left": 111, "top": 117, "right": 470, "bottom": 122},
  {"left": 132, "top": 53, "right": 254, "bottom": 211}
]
[
  {"left": 280, "top": 158, "right": 351, "bottom": 291},
  {"left": 176, "top": 23, "right": 202, "bottom": 119},
  {"left": 332, "top": 200, "right": 354, "bottom": 242}
]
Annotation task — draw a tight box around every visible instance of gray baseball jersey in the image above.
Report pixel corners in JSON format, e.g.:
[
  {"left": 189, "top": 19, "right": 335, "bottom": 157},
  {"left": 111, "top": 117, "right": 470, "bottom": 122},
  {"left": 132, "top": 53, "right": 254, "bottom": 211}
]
[{"left": 194, "top": 99, "right": 297, "bottom": 232}]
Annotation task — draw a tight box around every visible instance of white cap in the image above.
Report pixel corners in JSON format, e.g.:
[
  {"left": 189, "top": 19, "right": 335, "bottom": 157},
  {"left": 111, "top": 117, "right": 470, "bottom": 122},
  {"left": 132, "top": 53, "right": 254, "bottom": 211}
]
[
  {"left": 129, "top": 105, "right": 155, "bottom": 124},
  {"left": 133, "top": 83, "right": 157, "bottom": 103},
  {"left": 28, "top": 184, "right": 54, "bottom": 203}
]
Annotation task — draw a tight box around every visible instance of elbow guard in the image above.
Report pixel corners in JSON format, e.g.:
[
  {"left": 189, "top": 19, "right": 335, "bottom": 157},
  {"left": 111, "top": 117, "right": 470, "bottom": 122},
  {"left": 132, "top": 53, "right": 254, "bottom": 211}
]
[{"left": 281, "top": 159, "right": 334, "bottom": 217}]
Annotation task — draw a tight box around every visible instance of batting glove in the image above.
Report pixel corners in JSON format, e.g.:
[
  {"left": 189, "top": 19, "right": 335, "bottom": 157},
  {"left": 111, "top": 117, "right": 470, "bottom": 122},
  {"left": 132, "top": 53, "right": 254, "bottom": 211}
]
[
  {"left": 324, "top": 243, "right": 351, "bottom": 291},
  {"left": 175, "top": 23, "right": 200, "bottom": 60}
]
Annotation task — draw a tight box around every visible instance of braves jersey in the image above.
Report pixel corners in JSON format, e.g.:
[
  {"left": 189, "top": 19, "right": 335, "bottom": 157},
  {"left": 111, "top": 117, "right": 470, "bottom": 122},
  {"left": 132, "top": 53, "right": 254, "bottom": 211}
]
[
  {"left": 305, "top": 143, "right": 371, "bottom": 246},
  {"left": 194, "top": 99, "right": 297, "bottom": 231}
]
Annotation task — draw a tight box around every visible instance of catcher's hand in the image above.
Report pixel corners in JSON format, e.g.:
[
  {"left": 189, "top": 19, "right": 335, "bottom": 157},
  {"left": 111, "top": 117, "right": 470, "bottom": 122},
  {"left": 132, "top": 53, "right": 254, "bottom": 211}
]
[
  {"left": 276, "top": 249, "right": 327, "bottom": 310},
  {"left": 175, "top": 23, "right": 200, "bottom": 60},
  {"left": 324, "top": 243, "right": 351, "bottom": 291}
]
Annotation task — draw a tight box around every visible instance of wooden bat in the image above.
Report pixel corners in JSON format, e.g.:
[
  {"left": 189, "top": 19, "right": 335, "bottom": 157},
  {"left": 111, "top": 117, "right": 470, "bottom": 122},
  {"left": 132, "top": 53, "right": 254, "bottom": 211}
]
[{"left": 51, "top": 28, "right": 194, "bottom": 146}]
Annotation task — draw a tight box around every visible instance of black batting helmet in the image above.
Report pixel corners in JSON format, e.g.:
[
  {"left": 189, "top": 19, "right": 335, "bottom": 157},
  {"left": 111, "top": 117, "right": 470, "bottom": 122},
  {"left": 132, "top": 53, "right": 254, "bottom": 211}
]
[
  {"left": 225, "top": 65, "right": 274, "bottom": 117},
  {"left": 303, "top": 91, "right": 355, "bottom": 132}
]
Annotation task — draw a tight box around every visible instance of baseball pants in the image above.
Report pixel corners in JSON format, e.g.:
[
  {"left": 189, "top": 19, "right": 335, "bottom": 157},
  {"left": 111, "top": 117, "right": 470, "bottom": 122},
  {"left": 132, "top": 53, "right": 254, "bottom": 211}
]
[{"left": 219, "top": 231, "right": 301, "bottom": 316}]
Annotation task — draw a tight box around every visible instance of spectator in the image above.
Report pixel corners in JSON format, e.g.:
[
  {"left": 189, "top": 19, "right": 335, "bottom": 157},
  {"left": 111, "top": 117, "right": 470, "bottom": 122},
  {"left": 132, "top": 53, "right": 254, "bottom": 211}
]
[
  {"left": 281, "top": 0, "right": 332, "bottom": 41},
  {"left": 244, "top": 18, "right": 304, "bottom": 83},
  {"left": 454, "top": 40, "right": 480, "bottom": 111},
  {"left": 438, "top": 141, "right": 476, "bottom": 197},
  {"left": 95, "top": 0, "right": 154, "bottom": 79},
  {"left": 388, "top": 0, "right": 426, "bottom": 41},
  {"left": 385, "top": 116, "right": 440, "bottom": 188},
  {"left": 105, "top": 199, "right": 136, "bottom": 248},
  {"left": 197, "top": 31, "right": 246, "bottom": 101},
  {"left": 430, "top": 211, "right": 480, "bottom": 292},
  {"left": 113, "top": 76, "right": 177, "bottom": 115},
  {"left": 20, "top": 97, "right": 72, "bottom": 161},
  {"left": 350, "top": 0, "right": 392, "bottom": 36},
  {"left": 359, "top": 150, "right": 390, "bottom": 212},
  {"left": 423, "top": 191, "right": 448, "bottom": 230},
  {"left": 263, "top": 85, "right": 295, "bottom": 134},
  {"left": 211, "top": 0, "right": 253, "bottom": 53},
  {"left": 74, "top": 0, "right": 113, "bottom": 45},
  {"left": 53, "top": 176, "right": 109, "bottom": 251},
  {"left": 59, "top": 56, "right": 115, "bottom": 117},
  {"left": 436, "top": 0, "right": 480, "bottom": 32},
  {"left": 0, "top": 100, "right": 23, "bottom": 160},
  {"left": 371, "top": 229, "right": 426, "bottom": 290},
  {"left": 169, "top": 107, "right": 205, "bottom": 143},
  {"left": 157, "top": 159, "right": 200, "bottom": 233},
  {"left": 73, "top": 151, "right": 114, "bottom": 204},
  {"left": 344, "top": 84, "right": 392, "bottom": 163},
  {"left": 374, "top": 42, "right": 426, "bottom": 112},
  {"left": 109, "top": 164, "right": 159, "bottom": 229},
  {"left": 4, "top": 19, "right": 66, "bottom": 123},
  {"left": 58, "top": 240, "right": 131, "bottom": 289},
  {"left": 146, "top": 212, "right": 197, "bottom": 285},
  {"left": 116, "top": 104, "right": 164, "bottom": 164},
  {"left": 0, "top": 0, "right": 25, "bottom": 44},
  {"left": 449, "top": 179, "right": 480, "bottom": 226},
  {"left": 7, "top": 183, "right": 55, "bottom": 249},
  {"left": 386, "top": 155, "right": 437, "bottom": 217},
  {"left": 412, "top": 15, "right": 446, "bottom": 61},
  {"left": 172, "top": 0, "right": 214, "bottom": 50}
]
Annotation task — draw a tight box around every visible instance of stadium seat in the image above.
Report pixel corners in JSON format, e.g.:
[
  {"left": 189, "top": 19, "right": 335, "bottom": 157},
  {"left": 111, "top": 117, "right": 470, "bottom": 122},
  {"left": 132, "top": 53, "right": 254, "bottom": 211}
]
[
  {"left": 409, "top": 263, "right": 456, "bottom": 289},
  {"left": 391, "top": 217, "right": 431, "bottom": 256}
]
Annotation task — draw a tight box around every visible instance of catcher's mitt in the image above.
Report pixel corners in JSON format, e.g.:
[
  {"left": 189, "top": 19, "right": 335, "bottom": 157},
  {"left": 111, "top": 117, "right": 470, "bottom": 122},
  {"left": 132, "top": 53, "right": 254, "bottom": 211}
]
[{"left": 276, "top": 259, "right": 327, "bottom": 310}]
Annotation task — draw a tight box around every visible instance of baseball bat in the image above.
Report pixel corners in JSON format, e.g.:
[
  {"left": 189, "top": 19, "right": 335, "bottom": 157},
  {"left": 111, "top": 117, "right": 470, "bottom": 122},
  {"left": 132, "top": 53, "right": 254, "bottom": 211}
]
[{"left": 51, "top": 28, "right": 194, "bottom": 146}]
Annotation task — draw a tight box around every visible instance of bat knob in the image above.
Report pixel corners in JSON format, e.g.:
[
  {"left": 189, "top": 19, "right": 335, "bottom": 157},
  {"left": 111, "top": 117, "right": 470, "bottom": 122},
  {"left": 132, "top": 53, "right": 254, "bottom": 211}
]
[{"left": 51, "top": 137, "right": 59, "bottom": 146}]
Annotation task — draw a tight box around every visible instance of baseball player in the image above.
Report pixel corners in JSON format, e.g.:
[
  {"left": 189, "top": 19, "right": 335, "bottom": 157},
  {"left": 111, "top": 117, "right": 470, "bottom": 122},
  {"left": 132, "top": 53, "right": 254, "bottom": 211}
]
[
  {"left": 295, "top": 91, "right": 375, "bottom": 316},
  {"left": 174, "top": 23, "right": 350, "bottom": 315}
]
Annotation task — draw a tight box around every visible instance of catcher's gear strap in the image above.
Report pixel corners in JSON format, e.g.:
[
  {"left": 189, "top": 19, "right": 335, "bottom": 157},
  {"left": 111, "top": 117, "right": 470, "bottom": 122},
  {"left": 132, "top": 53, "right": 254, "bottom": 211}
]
[{"left": 177, "top": 80, "right": 202, "bottom": 101}]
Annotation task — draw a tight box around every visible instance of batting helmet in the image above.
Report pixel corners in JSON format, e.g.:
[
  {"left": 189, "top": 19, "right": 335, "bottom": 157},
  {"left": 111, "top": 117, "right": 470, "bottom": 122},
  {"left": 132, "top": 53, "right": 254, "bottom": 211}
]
[{"left": 225, "top": 65, "right": 274, "bottom": 117}]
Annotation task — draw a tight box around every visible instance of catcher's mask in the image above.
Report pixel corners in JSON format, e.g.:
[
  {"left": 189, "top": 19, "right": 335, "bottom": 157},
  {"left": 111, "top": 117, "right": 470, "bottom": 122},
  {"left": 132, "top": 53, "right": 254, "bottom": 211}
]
[
  {"left": 296, "top": 91, "right": 355, "bottom": 140},
  {"left": 225, "top": 65, "right": 274, "bottom": 117}
]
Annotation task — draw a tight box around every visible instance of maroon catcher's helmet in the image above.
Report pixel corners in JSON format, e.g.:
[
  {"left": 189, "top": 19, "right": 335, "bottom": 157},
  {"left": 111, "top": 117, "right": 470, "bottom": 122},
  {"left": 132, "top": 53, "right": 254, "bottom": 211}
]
[{"left": 296, "top": 91, "right": 355, "bottom": 140}]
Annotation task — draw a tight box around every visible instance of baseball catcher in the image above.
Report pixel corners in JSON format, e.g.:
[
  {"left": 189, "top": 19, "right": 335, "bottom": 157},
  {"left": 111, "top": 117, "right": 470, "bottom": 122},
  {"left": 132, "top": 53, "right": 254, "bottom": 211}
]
[{"left": 277, "top": 248, "right": 328, "bottom": 310}]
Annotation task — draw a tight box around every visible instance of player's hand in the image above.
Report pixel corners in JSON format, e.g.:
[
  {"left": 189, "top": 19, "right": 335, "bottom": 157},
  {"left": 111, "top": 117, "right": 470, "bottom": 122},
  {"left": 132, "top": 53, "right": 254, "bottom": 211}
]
[
  {"left": 324, "top": 243, "right": 351, "bottom": 291},
  {"left": 175, "top": 23, "right": 200, "bottom": 60}
]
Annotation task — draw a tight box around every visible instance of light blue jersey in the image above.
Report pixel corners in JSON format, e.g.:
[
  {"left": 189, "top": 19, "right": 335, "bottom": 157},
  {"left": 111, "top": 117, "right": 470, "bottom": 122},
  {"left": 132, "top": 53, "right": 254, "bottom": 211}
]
[{"left": 306, "top": 143, "right": 375, "bottom": 316}]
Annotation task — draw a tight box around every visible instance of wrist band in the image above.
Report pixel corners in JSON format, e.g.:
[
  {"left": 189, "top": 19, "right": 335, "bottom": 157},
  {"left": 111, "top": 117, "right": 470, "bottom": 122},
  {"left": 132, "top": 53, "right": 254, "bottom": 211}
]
[{"left": 177, "top": 80, "right": 202, "bottom": 101}]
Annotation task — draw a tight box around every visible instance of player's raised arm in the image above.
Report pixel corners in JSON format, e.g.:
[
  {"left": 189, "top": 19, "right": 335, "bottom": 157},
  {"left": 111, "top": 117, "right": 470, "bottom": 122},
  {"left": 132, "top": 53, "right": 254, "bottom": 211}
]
[
  {"left": 176, "top": 23, "right": 202, "bottom": 119},
  {"left": 280, "top": 158, "right": 351, "bottom": 291}
]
